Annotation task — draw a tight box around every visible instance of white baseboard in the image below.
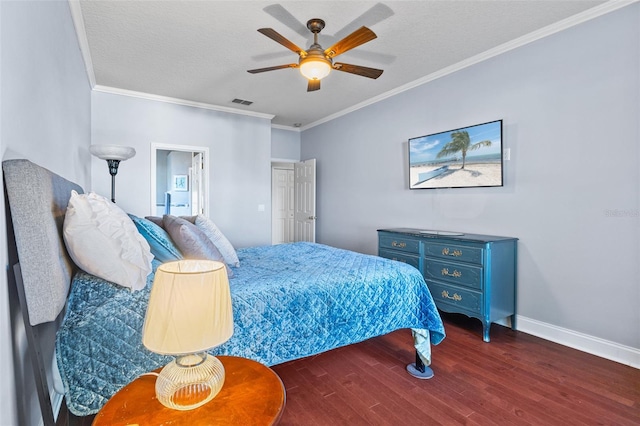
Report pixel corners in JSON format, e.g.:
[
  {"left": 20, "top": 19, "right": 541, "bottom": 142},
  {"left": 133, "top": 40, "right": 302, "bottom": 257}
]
[
  {"left": 516, "top": 315, "right": 640, "bottom": 369},
  {"left": 53, "top": 391, "right": 64, "bottom": 422},
  {"left": 37, "top": 392, "right": 64, "bottom": 426}
]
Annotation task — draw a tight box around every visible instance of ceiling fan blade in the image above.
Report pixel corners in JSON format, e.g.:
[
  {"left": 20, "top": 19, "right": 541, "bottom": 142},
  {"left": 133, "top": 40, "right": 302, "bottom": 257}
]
[
  {"left": 258, "top": 28, "right": 306, "bottom": 55},
  {"left": 247, "top": 64, "right": 298, "bottom": 74},
  {"left": 263, "top": 4, "right": 309, "bottom": 38},
  {"left": 324, "top": 27, "right": 377, "bottom": 58},
  {"left": 307, "top": 79, "right": 321, "bottom": 92},
  {"left": 340, "top": 49, "right": 396, "bottom": 65},
  {"left": 333, "top": 63, "right": 384, "bottom": 79},
  {"left": 251, "top": 50, "right": 294, "bottom": 62},
  {"left": 332, "top": 3, "right": 394, "bottom": 41}
]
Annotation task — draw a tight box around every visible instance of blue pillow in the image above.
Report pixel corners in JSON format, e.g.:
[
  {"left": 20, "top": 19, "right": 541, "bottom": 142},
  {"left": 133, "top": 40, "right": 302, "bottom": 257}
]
[{"left": 128, "top": 214, "right": 182, "bottom": 262}]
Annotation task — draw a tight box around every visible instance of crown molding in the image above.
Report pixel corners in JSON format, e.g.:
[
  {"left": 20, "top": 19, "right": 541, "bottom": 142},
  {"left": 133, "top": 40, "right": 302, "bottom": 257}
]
[
  {"left": 69, "top": 0, "right": 273, "bottom": 122},
  {"left": 68, "top": 0, "right": 96, "bottom": 87},
  {"left": 301, "top": 0, "right": 639, "bottom": 131},
  {"left": 93, "top": 85, "right": 275, "bottom": 120},
  {"left": 69, "top": 0, "right": 636, "bottom": 131},
  {"left": 271, "top": 124, "right": 301, "bottom": 132}
]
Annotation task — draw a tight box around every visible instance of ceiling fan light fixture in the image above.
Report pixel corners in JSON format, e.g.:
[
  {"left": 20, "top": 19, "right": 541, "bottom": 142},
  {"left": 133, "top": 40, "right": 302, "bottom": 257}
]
[
  {"left": 248, "top": 17, "right": 382, "bottom": 91},
  {"left": 299, "top": 55, "right": 331, "bottom": 81}
]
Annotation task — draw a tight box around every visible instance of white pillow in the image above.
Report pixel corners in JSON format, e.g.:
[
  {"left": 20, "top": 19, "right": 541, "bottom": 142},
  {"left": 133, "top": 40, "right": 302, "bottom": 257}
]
[
  {"left": 194, "top": 215, "right": 240, "bottom": 267},
  {"left": 63, "top": 191, "right": 153, "bottom": 290}
]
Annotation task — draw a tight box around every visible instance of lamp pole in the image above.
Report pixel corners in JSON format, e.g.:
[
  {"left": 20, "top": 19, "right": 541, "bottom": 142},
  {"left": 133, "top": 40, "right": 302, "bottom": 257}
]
[{"left": 106, "top": 159, "right": 121, "bottom": 203}]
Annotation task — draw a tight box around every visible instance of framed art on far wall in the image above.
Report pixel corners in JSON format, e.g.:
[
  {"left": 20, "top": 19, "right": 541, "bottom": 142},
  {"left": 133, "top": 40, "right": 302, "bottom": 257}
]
[{"left": 173, "top": 174, "right": 188, "bottom": 191}]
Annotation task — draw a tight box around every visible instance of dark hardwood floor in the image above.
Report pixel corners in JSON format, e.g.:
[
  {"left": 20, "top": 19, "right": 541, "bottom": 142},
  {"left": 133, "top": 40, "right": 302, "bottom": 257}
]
[
  {"left": 272, "top": 313, "right": 639, "bottom": 426},
  {"left": 60, "top": 313, "right": 640, "bottom": 425}
]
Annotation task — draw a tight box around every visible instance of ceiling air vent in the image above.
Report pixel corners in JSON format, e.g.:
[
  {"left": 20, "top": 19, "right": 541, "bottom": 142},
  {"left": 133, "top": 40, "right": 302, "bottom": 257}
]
[{"left": 232, "top": 98, "right": 253, "bottom": 106}]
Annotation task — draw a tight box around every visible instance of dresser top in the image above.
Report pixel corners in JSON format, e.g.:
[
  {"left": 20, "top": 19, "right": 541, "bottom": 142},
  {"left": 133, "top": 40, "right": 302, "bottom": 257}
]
[{"left": 378, "top": 228, "right": 517, "bottom": 243}]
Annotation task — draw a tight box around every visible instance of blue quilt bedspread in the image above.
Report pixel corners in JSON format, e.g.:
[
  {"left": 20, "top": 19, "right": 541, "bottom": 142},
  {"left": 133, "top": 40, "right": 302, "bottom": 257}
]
[{"left": 56, "top": 242, "right": 445, "bottom": 416}]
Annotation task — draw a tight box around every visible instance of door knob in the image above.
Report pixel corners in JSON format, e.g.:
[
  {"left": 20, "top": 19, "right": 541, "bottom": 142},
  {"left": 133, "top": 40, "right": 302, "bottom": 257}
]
[{"left": 308, "top": 216, "right": 317, "bottom": 220}]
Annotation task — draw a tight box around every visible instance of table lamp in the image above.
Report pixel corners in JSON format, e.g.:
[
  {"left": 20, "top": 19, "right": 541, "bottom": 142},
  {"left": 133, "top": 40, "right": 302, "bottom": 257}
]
[
  {"left": 142, "top": 260, "right": 234, "bottom": 410},
  {"left": 89, "top": 144, "right": 136, "bottom": 203}
]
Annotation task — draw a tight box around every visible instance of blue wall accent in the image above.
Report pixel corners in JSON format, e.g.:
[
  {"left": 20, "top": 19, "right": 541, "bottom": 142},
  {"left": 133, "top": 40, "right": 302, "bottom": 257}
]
[{"left": 301, "top": 5, "right": 639, "bottom": 350}]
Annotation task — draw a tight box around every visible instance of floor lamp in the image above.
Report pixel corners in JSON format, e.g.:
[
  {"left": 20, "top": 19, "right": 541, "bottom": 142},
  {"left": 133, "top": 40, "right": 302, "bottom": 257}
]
[{"left": 89, "top": 145, "right": 136, "bottom": 202}]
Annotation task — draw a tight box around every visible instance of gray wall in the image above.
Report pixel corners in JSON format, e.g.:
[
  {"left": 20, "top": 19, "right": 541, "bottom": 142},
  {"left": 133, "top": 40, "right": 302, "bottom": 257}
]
[
  {"left": 0, "top": 1, "right": 92, "bottom": 425},
  {"left": 271, "top": 127, "right": 301, "bottom": 161},
  {"left": 301, "top": 6, "right": 639, "bottom": 350},
  {"left": 91, "top": 92, "right": 273, "bottom": 248}
]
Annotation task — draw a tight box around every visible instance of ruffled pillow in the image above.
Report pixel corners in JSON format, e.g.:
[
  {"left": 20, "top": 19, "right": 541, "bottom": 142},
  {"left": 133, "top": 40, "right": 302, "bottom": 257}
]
[
  {"left": 194, "top": 215, "right": 240, "bottom": 267},
  {"left": 63, "top": 191, "right": 153, "bottom": 291}
]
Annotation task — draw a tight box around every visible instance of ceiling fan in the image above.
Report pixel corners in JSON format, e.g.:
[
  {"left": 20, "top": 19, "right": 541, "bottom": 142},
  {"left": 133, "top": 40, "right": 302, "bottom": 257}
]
[{"left": 247, "top": 18, "right": 384, "bottom": 92}]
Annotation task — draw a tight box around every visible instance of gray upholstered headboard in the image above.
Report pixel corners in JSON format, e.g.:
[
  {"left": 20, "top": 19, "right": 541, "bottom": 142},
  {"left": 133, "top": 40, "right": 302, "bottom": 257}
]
[{"left": 3, "top": 159, "right": 83, "bottom": 325}]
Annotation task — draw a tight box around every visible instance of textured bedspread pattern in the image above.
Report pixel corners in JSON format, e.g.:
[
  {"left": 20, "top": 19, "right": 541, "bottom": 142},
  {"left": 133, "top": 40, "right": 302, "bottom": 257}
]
[{"left": 57, "top": 242, "right": 445, "bottom": 416}]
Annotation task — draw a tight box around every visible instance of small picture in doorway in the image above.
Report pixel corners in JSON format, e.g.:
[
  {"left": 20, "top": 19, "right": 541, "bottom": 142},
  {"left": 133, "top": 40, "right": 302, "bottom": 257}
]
[{"left": 173, "top": 174, "right": 188, "bottom": 191}]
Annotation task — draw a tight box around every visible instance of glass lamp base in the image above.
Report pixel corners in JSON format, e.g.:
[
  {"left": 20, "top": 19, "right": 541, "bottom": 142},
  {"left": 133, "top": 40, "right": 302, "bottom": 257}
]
[{"left": 155, "top": 352, "right": 225, "bottom": 410}]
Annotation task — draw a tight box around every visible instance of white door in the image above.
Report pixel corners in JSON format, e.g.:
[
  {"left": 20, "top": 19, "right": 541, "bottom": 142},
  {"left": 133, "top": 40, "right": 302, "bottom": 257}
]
[
  {"left": 271, "top": 167, "right": 295, "bottom": 244},
  {"left": 191, "top": 152, "right": 204, "bottom": 215},
  {"left": 294, "top": 159, "right": 316, "bottom": 242}
]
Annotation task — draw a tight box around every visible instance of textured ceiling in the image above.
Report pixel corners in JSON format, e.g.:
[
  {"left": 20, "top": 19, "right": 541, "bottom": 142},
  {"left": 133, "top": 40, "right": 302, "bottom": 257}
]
[{"left": 77, "top": 1, "right": 612, "bottom": 128}]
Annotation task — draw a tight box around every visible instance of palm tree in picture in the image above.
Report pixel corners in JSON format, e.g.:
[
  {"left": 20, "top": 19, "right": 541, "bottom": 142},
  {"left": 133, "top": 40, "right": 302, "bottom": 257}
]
[{"left": 436, "top": 130, "right": 491, "bottom": 169}]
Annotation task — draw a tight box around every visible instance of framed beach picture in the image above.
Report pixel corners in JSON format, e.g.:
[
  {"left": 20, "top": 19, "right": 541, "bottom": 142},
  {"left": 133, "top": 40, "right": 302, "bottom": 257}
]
[
  {"left": 173, "top": 174, "right": 188, "bottom": 191},
  {"left": 408, "top": 120, "right": 503, "bottom": 189}
]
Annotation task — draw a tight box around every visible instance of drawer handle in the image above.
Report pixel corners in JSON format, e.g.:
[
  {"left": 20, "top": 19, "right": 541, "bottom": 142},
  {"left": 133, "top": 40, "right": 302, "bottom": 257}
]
[
  {"left": 391, "top": 257, "right": 406, "bottom": 263},
  {"left": 442, "top": 247, "right": 463, "bottom": 257},
  {"left": 441, "top": 268, "right": 462, "bottom": 278},
  {"left": 392, "top": 241, "right": 406, "bottom": 248},
  {"left": 442, "top": 290, "right": 462, "bottom": 301}
]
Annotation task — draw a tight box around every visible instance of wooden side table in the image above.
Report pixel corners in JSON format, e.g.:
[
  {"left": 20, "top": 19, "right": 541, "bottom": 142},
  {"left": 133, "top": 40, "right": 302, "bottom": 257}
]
[{"left": 93, "top": 356, "right": 286, "bottom": 425}]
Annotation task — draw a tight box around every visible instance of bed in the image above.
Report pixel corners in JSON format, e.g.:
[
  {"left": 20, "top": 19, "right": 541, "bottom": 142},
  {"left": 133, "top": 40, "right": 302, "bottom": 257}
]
[{"left": 3, "top": 159, "right": 445, "bottom": 421}]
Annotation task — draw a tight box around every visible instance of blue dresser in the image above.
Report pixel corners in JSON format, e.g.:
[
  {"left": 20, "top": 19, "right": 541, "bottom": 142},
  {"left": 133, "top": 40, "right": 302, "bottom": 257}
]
[{"left": 378, "top": 228, "right": 517, "bottom": 342}]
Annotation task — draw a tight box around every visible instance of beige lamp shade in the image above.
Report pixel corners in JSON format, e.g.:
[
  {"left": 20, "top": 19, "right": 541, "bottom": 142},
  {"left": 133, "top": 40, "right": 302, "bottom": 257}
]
[{"left": 142, "top": 260, "right": 234, "bottom": 355}]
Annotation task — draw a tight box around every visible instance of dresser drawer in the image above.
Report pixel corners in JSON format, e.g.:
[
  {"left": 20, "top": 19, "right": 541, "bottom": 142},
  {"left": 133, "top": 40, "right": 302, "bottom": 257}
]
[
  {"left": 424, "top": 242, "right": 483, "bottom": 264},
  {"left": 427, "top": 281, "right": 483, "bottom": 315},
  {"left": 424, "top": 259, "right": 483, "bottom": 290},
  {"left": 379, "top": 249, "right": 420, "bottom": 270},
  {"left": 379, "top": 229, "right": 517, "bottom": 343},
  {"left": 379, "top": 234, "right": 420, "bottom": 254}
]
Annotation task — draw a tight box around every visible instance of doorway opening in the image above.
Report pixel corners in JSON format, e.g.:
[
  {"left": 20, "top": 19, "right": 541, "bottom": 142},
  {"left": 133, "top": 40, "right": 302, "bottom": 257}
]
[
  {"left": 151, "top": 143, "right": 209, "bottom": 217},
  {"left": 271, "top": 159, "right": 316, "bottom": 244},
  {"left": 271, "top": 162, "right": 295, "bottom": 244}
]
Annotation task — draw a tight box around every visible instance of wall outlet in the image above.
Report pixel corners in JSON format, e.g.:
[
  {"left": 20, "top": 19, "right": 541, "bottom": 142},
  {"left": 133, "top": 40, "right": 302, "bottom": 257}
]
[
  {"left": 503, "top": 148, "right": 511, "bottom": 161},
  {"left": 258, "top": 204, "right": 265, "bottom": 212}
]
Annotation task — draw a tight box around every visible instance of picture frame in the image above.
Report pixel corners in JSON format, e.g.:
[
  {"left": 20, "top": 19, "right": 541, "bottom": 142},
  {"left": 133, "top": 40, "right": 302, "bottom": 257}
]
[
  {"left": 172, "top": 174, "right": 188, "bottom": 191},
  {"left": 408, "top": 119, "right": 503, "bottom": 189}
]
